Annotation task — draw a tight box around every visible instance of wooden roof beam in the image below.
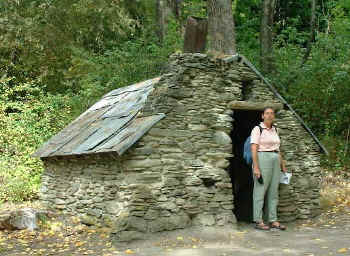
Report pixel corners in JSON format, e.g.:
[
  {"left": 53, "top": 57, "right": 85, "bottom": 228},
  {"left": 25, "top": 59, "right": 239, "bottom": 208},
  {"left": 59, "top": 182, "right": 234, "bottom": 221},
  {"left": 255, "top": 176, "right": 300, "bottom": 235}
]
[{"left": 228, "top": 101, "right": 284, "bottom": 111}]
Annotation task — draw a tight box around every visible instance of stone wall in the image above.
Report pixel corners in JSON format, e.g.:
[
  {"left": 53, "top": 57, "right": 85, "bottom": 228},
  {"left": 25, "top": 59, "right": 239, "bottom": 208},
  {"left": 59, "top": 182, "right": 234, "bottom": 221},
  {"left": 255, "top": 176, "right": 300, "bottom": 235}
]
[{"left": 39, "top": 52, "right": 322, "bottom": 241}]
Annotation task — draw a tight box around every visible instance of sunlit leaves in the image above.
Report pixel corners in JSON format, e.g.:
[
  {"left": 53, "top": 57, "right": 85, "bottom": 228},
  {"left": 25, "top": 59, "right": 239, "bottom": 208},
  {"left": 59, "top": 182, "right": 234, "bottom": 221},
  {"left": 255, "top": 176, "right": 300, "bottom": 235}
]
[{"left": 0, "top": 78, "right": 73, "bottom": 202}]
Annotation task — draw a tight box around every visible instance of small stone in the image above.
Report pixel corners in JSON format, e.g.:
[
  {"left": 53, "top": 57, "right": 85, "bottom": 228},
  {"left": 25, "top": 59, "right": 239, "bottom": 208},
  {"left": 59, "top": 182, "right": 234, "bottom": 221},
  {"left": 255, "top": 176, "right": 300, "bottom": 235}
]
[
  {"left": 80, "top": 214, "right": 99, "bottom": 226},
  {"left": 188, "top": 124, "right": 208, "bottom": 131},
  {"left": 54, "top": 198, "right": 65, "bottom": 205},
  {"left": 192, "top": 213, "right": 215, "bottom": 226},
  {"left": 213, "top": 131, "right": 232, "bottom": 145},
  {"left": 112, "top": 230, "right": 144, "bottom": 242}
]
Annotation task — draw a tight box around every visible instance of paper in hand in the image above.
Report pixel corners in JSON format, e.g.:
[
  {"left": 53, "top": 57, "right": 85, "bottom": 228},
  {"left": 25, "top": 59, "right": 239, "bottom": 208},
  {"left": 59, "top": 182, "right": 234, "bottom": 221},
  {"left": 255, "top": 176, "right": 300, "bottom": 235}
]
[{"left": 280, "top": 172, "right": 292, "bottom": 184}]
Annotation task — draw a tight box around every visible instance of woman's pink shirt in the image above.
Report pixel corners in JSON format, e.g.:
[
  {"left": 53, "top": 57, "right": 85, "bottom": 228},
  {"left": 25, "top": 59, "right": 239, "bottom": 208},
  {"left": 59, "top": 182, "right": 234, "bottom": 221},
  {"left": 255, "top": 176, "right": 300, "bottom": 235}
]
[{"left": 250, "top": 122, "right": 280, "bottom": 151}]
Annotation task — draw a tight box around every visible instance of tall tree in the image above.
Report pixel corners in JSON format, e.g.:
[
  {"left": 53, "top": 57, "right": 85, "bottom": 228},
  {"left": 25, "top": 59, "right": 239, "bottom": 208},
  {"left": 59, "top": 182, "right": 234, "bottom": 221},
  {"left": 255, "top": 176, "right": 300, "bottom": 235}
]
[
  {"left": 207, "top": 0, "right": 236, "bottom": 56},
  {"left": 302, "top": 0, "right": 317, "bottom": 65},
  {"left": 260, "top": 0, "right": 276, "bottom": 74},
  {"left": 156, "top": 0, "right": 183, "bottom": 44}
]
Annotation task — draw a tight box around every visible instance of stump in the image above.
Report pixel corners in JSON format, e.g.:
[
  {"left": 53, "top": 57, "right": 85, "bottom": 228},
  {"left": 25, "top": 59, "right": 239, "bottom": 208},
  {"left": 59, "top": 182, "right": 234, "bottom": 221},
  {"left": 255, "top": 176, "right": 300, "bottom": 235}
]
[{"left": 183, "top": 16, "right": 208, "bottom": 53}]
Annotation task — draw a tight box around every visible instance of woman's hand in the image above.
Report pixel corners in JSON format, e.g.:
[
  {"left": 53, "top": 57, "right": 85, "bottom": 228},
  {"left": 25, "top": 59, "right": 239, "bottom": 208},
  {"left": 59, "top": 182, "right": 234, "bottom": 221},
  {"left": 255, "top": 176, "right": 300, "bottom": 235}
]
[
  {"left": 253, "top": 166, "right": 261, "bottom": 178},
  {"left": 280, "top": 159, "right": 287, "bottom": 173}
]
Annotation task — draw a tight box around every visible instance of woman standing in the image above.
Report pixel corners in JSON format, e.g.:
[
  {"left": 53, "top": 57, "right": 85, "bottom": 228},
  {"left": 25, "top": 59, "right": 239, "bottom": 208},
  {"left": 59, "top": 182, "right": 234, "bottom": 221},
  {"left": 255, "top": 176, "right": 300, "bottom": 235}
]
[{"left": 250, "top": 106, "right": 288, "bottom": 230}]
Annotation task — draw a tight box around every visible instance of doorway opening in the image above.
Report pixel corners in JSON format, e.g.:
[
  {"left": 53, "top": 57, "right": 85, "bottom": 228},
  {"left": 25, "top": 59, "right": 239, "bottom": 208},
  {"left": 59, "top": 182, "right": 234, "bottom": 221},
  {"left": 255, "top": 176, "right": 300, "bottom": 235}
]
[{"left": 228, "top": 109, "right": 262, "bottom": 222}]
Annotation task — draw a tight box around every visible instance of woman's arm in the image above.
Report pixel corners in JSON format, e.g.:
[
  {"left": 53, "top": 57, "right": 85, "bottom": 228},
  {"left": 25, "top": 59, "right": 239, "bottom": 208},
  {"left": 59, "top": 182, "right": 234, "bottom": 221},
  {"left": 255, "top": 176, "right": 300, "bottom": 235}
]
[
  {"left": 250, "top": 126, "right": 261, "bottom": 178},
  {"left": 279, "top": 151, "right": 287, "bottom": 172},
  {"left": 251, "top": 143, "right": 261, "bottom": 178}
]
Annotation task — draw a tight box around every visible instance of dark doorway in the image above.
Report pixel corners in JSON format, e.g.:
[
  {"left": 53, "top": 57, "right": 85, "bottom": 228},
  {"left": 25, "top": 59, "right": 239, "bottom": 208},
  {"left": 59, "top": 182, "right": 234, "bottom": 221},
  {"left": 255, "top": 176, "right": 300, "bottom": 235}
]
[{"left": 228, "top": 110, "right": 262, "bottom": 222}]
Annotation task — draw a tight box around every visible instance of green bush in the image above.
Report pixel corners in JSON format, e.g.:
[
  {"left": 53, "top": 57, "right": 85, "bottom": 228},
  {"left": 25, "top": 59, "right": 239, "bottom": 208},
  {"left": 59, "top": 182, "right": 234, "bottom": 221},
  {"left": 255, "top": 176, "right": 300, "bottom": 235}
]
[
  {"left": 0, "top": 78, "right": 74, "bottom": 202},
  {"left": 0, "top": 0, "right": 137, "bottom": 93},
  {"left": 270, "top": 17, "right": 350, "bottom": 173}
]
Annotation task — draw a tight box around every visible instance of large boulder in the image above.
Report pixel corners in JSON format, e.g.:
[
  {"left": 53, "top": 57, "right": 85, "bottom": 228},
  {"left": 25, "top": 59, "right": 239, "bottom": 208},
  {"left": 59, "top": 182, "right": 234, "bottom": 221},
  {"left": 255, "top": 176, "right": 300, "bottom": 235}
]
[{"left": 0, "top": 207, "right": 53, "bottom": 231}]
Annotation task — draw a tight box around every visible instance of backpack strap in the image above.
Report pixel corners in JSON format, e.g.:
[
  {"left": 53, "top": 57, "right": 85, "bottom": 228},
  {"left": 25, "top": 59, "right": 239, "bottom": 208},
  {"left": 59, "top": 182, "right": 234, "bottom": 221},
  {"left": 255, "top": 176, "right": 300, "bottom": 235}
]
[
  {"left": 258, "top": 124, "right": 278, "bottom": 135},
  {"left": 272, "top": 124, "right": 278, "bottom": 135}
]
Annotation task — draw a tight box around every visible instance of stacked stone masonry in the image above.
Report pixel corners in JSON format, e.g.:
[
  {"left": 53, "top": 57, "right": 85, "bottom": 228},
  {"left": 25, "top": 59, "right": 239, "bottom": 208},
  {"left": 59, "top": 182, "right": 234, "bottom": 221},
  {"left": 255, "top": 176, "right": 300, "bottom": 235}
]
[{"left": 39, "top": 53, "right": 322, "bottom": 241}]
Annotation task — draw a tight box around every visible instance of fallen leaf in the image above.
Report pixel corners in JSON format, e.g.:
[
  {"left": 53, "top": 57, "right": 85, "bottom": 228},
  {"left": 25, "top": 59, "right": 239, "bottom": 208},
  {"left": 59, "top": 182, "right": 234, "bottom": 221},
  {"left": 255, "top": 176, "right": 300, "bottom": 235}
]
[
  {"left": 75, "top": 241, "right": 85, "bottom": 247},
  {"left": 125, "top": 249, "right": 134, "bottom": 254},
  {"left": 337, "top": 248, "right": 348, "bottom": 253}
]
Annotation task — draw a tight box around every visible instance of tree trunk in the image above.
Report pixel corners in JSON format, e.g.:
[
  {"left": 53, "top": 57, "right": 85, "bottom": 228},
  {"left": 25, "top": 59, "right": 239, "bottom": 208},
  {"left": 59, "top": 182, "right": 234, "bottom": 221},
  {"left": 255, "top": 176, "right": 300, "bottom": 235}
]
[
  {"left": 168, "top": 0, "right": 183, "bottom": 20},
  {"left": 156, "top": 0, "right": 183, "bottom": 44},
  {"left": 302, "top": 0, "right": 317, "bottom": 65},
  {"left": 260, "top": 0, "right": 276, "bottom": 74},
  {"left": 207, "top": 0, "right": 236, "bottom": 56},
  {"left": 183, "top": 16, "right": 208, "bottom": 53}
]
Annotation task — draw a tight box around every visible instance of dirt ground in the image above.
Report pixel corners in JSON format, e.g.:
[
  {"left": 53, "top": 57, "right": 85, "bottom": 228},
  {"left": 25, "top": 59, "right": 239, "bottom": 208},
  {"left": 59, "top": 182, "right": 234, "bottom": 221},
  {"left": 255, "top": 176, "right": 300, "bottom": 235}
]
[
  {"left": 1, "top": 173, "right": 350, "bottom": 256},
  {"left": 0, "top": 204, "right": 349, "bottom": 256}
]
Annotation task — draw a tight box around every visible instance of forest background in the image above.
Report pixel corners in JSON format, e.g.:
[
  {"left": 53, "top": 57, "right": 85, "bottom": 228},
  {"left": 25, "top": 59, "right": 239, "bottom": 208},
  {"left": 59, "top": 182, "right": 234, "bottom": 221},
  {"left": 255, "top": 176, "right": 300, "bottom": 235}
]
[{"left": 0, "top": 0, "right": 349, "bottom": 203}]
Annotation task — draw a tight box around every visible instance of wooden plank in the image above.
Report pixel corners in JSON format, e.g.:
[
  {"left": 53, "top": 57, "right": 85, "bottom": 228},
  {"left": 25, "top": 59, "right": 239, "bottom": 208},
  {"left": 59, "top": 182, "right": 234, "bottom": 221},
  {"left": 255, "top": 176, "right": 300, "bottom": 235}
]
[
  {"left": 228, "top": 101, "right": 284, "bottom": 111},
  {"left": 222, "top": 54, "right": 240, "bottom": 64}
]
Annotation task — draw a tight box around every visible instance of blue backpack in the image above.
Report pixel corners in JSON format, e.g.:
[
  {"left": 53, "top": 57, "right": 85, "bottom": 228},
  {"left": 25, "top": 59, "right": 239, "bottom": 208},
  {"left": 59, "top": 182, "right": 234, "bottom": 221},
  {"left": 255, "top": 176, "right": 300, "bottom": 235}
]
[{"left": 243, "top": 124, "right": 277, "bottom": 166}]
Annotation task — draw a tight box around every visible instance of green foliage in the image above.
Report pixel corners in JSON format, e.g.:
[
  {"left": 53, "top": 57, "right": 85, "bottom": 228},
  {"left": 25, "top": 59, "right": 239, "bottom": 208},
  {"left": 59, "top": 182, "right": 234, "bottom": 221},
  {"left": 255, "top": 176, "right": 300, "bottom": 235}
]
[
  {"left": 0, "top": 78, "right": 74, "bottom": 202},
  {"left": 269, "top": 2, "right": 350, "bottom": 173},
  {"left": 0, "top": 0, "right": 137, "bottom": 93},
  {"left": 234, "top": 0, "right": 350, "bottom": 173},
  {"left": 64, "top": 17, "right": 183, "bottom": 116},
  {"left": 321, "top": 135, "right": 350, "bottom": 175},
  {"left": 182, "top": 0, "right": 207, "bottom": 19}
]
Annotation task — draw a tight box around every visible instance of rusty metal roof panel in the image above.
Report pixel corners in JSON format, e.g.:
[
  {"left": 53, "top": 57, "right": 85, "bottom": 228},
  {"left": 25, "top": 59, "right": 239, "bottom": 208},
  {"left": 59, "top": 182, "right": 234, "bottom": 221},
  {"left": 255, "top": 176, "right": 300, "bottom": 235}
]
[{"left": 31, "top": 76, "right": 163, "bottom": 158}]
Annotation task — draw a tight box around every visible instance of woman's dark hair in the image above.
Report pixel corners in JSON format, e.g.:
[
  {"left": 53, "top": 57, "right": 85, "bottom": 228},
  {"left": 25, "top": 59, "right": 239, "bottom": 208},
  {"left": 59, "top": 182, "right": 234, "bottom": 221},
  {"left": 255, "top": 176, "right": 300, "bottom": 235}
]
[
  {"left": 262, "top": 106, "right": 275, "bottom": 114},
  {"left": 261, "top": 106, "right": 276, "bottom": 123}
]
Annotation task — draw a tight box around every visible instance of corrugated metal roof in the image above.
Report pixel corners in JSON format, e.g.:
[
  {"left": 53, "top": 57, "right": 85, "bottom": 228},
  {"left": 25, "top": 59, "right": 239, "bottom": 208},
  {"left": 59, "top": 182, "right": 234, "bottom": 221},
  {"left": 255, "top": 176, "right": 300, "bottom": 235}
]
[{"left": 31, "top": 77, "right": 164, "bottom": 158}]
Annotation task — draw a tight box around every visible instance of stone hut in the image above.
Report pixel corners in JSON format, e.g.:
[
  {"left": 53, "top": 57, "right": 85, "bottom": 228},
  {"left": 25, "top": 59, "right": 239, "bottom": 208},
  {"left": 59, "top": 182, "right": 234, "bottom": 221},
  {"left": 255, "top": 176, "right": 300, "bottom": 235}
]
[{"left": 32, "top": 53, "right": 328, "bottom": 241}]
